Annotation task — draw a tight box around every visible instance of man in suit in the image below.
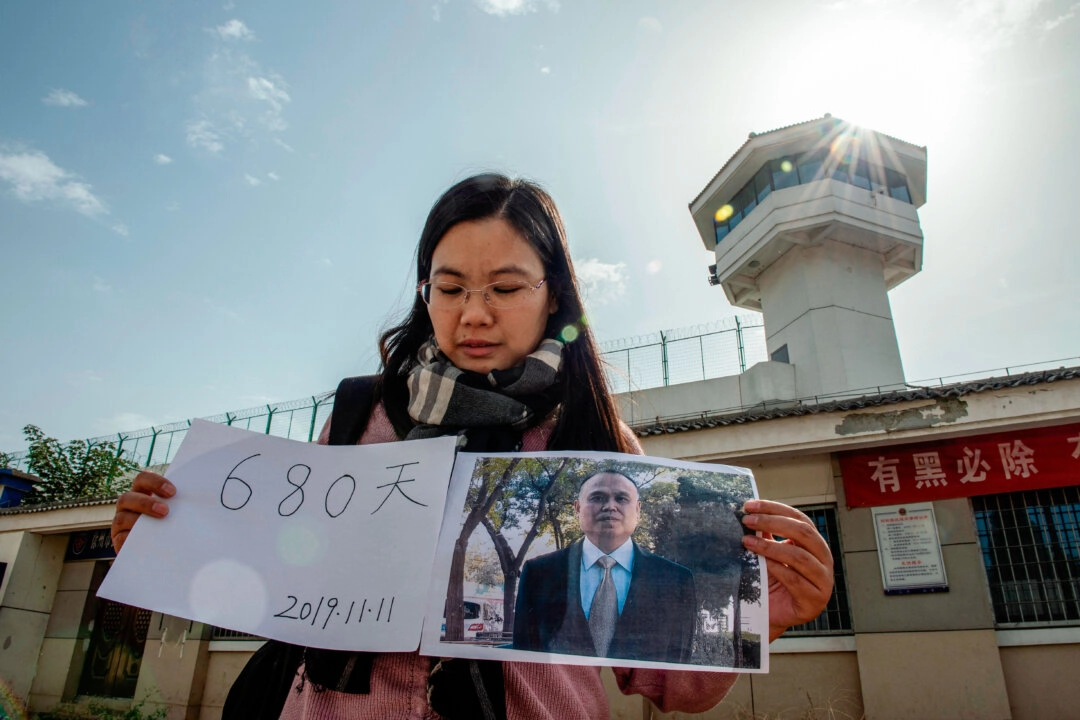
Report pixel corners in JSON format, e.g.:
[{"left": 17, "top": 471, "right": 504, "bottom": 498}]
[{"left": 512, "top": 470, "right": 696, "bottom": 663}]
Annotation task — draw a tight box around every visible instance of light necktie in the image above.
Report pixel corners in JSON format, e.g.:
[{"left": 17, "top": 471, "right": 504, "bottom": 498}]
[{"left": 589, "top": 555, "right": 618, "bottom": 657}]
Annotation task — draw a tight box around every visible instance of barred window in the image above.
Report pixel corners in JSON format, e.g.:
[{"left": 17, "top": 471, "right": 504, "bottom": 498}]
[
  {"left": 973, "top": 486, "right": 1080, "bottom": 625},
  {"left": 786, "top": 505, "right": 853, "bottom": 634},
  {"left": 211, "top": 626, "right": 262, "bottom": 641}
]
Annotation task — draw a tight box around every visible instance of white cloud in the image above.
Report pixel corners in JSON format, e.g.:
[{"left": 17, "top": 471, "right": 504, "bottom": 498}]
[
  {"left": 637, "top": 16, "right": 663, "bottom": 33},
  {"left": 955, "top": 0, "right": 1049, "bottom": 48},
  {"left": 153, "top": 153, "right": 173, "bottom": 165},
  {"left": 267, "top": 171, "right": 279, "bottom": 181},
  {"left": 203, "top": 297, "right": 242, "bottom": 323},
  {"left": 474, "top": 0, "right": 559, "bottom": 16},
  {"left": 68, "top": 368, "right": 104, "bottom": 387},
  {"left": 1043, "top": 2, "right": 1079, "bottom": 29},
  {"left": 100, "top": 412, "right": 161, "bottom": 434},
  {"left": 318, "top": 257, "right": 332, "bottom": 268},
  {"left": 112, "top": 223, "right": 129, "bottom": 237},
  {"left": 248, "top": 76, "right": 291, "bottom": 117},
  {"left": 574, "top": 258, "right": 628, "bottom": 304},
  {"left": 273, "top": 138, "right": 295, "bottom": 153},
  {"left": 645, "top": 260, "right": 663, "bottom": 275},
  {"left": 240, "top": 394, "right": 280, "bottom": 406},
  {"left": 186, "top": 119, "right": 224, "bottom": 153},
  {"left": 243, "top": 173, "right": 261, "bottom": 186},
  {"left": 540, "top": 66, "right": 551, "bottom": 74},
  {"left": 92, "top": 276, "right": 112, "bottom": 293},
  {"left": 185, "top": 45, "right": 293, "bottom": 153},
  {"left": 42, "top": 88, "right": 88, "bottom": 107},
  {"left": 212, "top": 19, "right": 255, "bottom": 41},
  {"left": 0, "top": 148, "right": 108, "bottom": 217}
]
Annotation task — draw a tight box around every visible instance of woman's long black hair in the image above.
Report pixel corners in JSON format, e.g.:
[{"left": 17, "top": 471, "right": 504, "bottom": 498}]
[{"left": 377, "top": 173, "right": 634, "bottom": 453}]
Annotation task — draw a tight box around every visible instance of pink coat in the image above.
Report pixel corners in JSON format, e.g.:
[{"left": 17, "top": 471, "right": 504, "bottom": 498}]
[{"left": 279, "top": 403, "right": 737, "bottom": 720}]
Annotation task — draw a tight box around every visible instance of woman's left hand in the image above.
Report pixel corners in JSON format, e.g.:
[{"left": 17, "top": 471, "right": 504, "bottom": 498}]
[{"left": 741, "top": 499, "right": 834, "bottom": 642}]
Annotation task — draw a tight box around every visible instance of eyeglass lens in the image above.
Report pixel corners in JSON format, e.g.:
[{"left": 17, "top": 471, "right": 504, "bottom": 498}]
[{"left": 421, "top": 280, "right": 538, "bottom": 309}]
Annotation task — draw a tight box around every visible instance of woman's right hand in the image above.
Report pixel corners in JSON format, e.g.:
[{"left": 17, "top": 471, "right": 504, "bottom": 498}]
[{"left": 111, "top": 471, "right": 176, "bottom": 552}]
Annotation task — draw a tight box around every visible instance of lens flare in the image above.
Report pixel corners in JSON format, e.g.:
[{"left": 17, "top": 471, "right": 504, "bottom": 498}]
[
  {"left": 780, "top": 160, "right": 793, "bottom": 173},
  {"left": 645, "top": 260, "right": 662, "bottom": 274},
  {"left": 189, "top": 559, "right": 267, "bottom": 629},
  {"left": 714, "top": 205, "right": 734, "bottom": 223},
  {"left": 0, "top": 679, "right": 28, "bottom": 720},
  {"left": 560, "top": 325, "right": 580, "bottom": 343}
]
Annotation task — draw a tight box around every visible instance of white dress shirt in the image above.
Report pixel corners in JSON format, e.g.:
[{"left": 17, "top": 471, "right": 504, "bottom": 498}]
[{"left": 579, "top": 536, "right": 635, "bottom": 618}]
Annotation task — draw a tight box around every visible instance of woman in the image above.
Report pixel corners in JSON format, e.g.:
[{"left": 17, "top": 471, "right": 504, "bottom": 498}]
[{"left": 112, "top": 173, "right": 834, "bottom": 719}]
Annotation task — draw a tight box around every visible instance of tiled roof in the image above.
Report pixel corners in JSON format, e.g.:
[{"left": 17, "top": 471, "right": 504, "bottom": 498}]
[
  {"left": 631, "top": 366, "right": 1080, "bottom": 436},
  {"left": 0, "top": 495, "right": 118, "bottom": 516}
]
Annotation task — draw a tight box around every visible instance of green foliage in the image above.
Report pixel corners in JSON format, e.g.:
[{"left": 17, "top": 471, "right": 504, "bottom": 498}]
[
  {"left": 464, "top": 548, "right": 502, "bottom": 587},
  {"left": 32, "top": 698, "right": 166, "bottom": 720},
  {"left": 20, "top": 425, "right": 139, "bottom": 505},
  {"left": 0, "top": 451, "right": 13, "bottom": 469}
]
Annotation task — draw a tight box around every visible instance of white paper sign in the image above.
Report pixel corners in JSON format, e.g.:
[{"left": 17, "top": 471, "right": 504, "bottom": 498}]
[
  {"left": 872, "top": 502, "right": 948, "bottom": 594},
  {"left": 98, "top": 419, "right": 458, "bottom": 651}
]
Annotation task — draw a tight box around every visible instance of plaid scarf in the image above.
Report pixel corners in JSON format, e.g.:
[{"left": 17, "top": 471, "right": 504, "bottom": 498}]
[
  {"left": 405, "top": 336, "right": 564, "bottom": 719},
  {"left": 405, "top": 337, "right": 563, "bottom": 451}
]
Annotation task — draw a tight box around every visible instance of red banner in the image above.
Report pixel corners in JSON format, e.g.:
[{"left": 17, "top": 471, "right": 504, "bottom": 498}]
[{"left": 840, "top": 423, "right": 1080, "bottom": 507}]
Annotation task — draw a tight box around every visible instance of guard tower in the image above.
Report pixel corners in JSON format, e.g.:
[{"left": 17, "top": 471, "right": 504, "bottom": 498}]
[{"left": 689, "top": 115, "right": 927, "bottom": 400}]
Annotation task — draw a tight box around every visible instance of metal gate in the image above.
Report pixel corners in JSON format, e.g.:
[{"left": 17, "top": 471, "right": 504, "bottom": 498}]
[{"left": 77, "top": 562, "right": 152, "bottom": 698}]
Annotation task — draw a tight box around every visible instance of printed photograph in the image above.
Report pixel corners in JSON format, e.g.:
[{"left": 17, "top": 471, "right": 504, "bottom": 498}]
[{"left": 423, "top": 451, "right": 768, "bottom": 671}]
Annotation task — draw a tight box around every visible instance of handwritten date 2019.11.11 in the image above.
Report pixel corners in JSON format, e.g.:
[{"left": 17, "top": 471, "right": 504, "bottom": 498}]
[
  {"left": 274, "top": 594, "right": 396, "bottom": 630},
  {"left": 218, "top": 453, "right": 427, "bottom": 519}
]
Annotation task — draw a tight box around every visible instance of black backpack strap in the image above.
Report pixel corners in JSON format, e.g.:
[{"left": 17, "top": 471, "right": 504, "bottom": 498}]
[
  {"left": 328, "top": 375, "right": 380, "bottom": 446},
  {"left": 221, "top": 640, "right": 305, "bottom": 720}
]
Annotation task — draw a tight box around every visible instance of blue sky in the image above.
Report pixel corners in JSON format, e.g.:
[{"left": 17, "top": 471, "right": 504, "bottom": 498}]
[{"left": 2, "top": 0, "right": 1078, "bottom": 451}]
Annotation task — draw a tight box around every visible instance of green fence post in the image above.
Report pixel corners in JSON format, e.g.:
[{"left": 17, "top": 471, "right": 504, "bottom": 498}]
[
  {"left": 145, "top": 428, "right": 160, "bottom": 467},
  {"left": 661, "top": 332, "right": 669, "bottom": 387},
  {"left": 736, "top": 317, "right": 747, "bottom": 372},
  {"left": 308, "top": 396, "right": 321, "bottom": 442}
]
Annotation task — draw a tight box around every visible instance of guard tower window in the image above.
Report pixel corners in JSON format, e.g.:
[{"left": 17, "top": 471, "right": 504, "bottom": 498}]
[
  {"left": 712, "top": 151, "right": 913, "bottom": 245},
  {"left": 886, "top": 167, "right": 912, "bottom": 202},
  {"left": 852, "top": 160, "right": 873, "bottom": 190},
  {"left": 732, "top": 184, "right": 756, "bottom": 225},
  {"left": 771, "top": 157, "right": 798, "bottom": 190},
  {"left": 797, "top": 150, "right": 825, "bottom": 183},
  {"left": 754, "top": 165, "right": 773, "bottom": 205}
]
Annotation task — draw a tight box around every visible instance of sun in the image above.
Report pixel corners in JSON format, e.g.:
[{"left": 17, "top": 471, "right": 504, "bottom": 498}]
[{"left": 760, "top": 5, "right": 980, "bottom": 144}]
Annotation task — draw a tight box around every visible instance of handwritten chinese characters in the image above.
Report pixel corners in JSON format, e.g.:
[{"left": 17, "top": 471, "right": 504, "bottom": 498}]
[
  {"left": 842, "top": 424, "right": 1080, "bottom": 508},
  {"left": 98, "top": 420, "right": 458, "bottom": 651}
]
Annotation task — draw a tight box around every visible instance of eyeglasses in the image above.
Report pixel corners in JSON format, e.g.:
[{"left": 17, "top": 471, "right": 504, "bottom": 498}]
[{"left": 417, "top": 279, "right": 547, "bottom": 310}]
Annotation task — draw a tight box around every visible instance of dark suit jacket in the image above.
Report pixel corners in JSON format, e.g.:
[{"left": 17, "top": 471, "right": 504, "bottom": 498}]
[{"left": 512, "top": 540, "right": 696, "bottom": 663}]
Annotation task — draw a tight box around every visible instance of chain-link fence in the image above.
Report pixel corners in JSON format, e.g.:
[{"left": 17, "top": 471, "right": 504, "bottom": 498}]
[
  {"left": 2, "top": 393, "right": 336, "bottom": 473},
  {"left": 2, "top": 320, "right": 766, "bottom": 472},
  {"left": 599, "top": 316, "right": 767, "bottom": 394}
]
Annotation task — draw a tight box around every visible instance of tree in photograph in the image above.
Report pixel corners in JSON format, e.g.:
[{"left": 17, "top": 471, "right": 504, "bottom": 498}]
[
  {"left": 20, "top": 425, "right": 138, "bottom": 505},
  {"left": 444, "top": 457, "right": 522, "bottom": 641},
  {"left": 480, "top": 457, "right": 573, "bottom": 631},
  {"left": 464, "top": 548, "right": 502, "bottom": 588},
  {"left": 649, "top": 471, "right": 755, "bottom": 667}
]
